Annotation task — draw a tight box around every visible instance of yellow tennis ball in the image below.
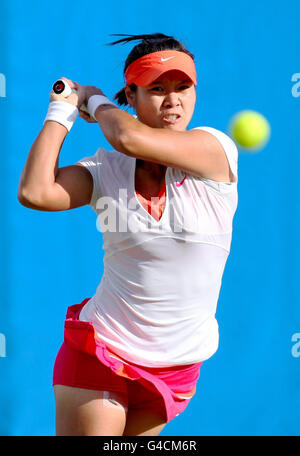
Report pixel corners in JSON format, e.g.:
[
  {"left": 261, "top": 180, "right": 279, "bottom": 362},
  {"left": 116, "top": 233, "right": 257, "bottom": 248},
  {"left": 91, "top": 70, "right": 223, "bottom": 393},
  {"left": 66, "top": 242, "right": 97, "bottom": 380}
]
[{"left": 229, "top": 110, "right": 270, "bottom": 150}]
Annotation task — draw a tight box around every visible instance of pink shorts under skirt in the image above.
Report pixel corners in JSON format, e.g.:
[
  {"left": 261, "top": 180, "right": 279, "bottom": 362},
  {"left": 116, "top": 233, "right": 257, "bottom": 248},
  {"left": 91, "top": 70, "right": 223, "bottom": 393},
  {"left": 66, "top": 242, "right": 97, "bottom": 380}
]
[{"left": 53, "top": 298, "right": 203, "bottom": 423}]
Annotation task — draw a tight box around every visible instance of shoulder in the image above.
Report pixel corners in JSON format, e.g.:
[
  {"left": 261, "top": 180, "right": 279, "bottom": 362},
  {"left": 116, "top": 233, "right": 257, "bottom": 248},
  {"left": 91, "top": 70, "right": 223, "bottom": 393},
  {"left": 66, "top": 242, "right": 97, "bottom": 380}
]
[
  {"left": 76, "top": 147, "right": 127, "bottom": 167},
  {"left": 191, "top": 126, "right": 238, "bottom": 183},
  {"left": 191, "top": 126, "right": 238, "bottom": 159}
]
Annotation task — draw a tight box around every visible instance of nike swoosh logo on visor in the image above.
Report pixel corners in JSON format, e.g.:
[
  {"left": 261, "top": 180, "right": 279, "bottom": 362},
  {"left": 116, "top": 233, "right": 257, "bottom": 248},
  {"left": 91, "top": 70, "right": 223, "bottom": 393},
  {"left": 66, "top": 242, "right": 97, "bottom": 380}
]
[
  {"left": 176, "top": 175, "right": 186, "bottom": 187},
  {"left": 161, "top": 56, "right": 175, "bottom": 62}
]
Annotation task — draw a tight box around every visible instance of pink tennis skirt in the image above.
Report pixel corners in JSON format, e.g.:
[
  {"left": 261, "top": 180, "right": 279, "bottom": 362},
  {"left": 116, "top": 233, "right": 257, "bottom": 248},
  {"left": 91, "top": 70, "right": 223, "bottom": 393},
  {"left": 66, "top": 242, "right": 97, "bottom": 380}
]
[{"left": 53, "top": 298, "right": 203, "bottom": 423}]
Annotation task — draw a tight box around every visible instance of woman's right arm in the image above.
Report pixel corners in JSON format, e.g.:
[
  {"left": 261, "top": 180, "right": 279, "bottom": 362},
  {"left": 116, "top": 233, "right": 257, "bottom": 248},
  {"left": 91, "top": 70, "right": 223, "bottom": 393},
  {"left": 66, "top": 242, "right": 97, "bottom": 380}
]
[{"left": 18, "top": 79, "right": 93, "bottom": 211}]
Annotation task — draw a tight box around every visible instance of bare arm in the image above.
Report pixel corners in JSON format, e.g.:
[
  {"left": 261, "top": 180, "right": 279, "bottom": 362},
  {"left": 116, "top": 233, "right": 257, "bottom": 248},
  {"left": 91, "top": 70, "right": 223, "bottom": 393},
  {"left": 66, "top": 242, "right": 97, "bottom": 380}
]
[
  {"left": 18, "top": 121, "right": 67, "bottom": 204},
  {"left": 93, "top": 106, "right": 234, "bottom": 182},
  {"left": 78, "top": 83, "right": 234, "bottom": 182}
]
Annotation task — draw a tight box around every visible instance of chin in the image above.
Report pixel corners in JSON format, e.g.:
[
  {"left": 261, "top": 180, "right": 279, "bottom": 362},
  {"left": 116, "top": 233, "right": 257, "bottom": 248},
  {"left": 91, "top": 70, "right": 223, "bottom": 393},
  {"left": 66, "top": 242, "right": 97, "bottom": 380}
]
[{"left": 164, "top": 123, "right": 186, "bottom": 131}]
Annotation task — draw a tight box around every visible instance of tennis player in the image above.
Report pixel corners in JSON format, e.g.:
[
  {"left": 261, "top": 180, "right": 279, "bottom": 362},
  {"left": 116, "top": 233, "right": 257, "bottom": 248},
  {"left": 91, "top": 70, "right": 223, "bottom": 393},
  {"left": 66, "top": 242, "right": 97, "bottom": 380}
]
[{"left": 18, "top": 33, "right": 238, "bottom": 436}]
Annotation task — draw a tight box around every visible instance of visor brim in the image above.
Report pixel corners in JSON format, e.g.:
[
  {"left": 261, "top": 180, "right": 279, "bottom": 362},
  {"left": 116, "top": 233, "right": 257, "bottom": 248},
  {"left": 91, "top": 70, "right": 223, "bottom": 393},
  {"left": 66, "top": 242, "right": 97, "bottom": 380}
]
[{"left": 135, "top": 68, "right": 197, "bottom": 87}]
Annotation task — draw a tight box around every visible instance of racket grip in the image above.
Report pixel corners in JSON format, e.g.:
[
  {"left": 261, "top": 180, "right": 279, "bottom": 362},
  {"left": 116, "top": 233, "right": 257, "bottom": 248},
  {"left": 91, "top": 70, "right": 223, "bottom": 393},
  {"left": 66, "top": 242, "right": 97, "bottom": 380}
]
[{"left": 52, "top": 79, "right": 88, "bottom": 113}]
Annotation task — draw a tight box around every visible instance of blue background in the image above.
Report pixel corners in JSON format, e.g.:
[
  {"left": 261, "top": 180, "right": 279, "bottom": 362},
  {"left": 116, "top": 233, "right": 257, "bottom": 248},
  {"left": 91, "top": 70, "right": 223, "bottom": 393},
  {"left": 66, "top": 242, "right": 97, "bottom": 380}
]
[{"left": 0, "top": 0, "right": 299, "bottom": 436}]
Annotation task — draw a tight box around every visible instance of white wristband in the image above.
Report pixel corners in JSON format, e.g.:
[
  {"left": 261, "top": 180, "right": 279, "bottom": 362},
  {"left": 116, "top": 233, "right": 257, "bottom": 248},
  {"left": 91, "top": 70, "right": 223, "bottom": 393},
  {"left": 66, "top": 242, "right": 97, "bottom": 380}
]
[
  {"left": 44, "top": 101, "right": 78, "bottom": 132},
  {"left": 87, "top": 95, "right": 117, "bottom": 120}
]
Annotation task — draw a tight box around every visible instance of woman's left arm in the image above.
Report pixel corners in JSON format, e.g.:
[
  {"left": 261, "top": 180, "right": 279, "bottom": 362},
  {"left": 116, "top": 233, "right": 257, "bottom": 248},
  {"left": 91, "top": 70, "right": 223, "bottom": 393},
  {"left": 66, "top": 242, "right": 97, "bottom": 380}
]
[{"left": 80, "top": 85, "right": 232, "bottom": 182}]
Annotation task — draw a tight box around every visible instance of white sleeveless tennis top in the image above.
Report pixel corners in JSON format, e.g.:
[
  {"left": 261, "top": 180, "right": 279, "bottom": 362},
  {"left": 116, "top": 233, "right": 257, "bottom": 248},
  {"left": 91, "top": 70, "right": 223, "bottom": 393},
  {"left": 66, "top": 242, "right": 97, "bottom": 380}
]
[{"left": 77, "top": 127, "right": 238, "bottom": 367}]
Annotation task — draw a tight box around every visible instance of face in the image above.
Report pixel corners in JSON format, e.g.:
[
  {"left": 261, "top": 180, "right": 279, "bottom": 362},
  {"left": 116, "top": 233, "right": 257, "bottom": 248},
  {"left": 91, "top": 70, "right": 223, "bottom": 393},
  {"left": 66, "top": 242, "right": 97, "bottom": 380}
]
[{"left": 125, "top": 70, "right": 196, "bottom": 131}]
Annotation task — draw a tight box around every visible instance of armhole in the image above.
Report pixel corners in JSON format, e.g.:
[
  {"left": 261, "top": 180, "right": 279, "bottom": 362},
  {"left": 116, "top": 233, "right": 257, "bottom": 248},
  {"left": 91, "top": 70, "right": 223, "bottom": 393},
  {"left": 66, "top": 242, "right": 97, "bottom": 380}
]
[
  {"left": 75, "top": 148, "right": 103, "bottom": 210},
  {"left": 74, "top": 163, "right": 97, "bottom": 208}
]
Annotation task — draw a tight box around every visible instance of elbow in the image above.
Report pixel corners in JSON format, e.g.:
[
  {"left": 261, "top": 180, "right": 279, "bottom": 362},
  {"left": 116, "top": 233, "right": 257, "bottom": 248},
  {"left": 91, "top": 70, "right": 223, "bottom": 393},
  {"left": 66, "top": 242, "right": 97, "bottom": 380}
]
[
  {"left": 17, "top": 186, "right": 46, "bottom": 210},
  {"left": 17, "top": 188, "right": 35, "bottom": 208},
  {"left": 17, "top": 186, "right": 29, "bottom": 206}
]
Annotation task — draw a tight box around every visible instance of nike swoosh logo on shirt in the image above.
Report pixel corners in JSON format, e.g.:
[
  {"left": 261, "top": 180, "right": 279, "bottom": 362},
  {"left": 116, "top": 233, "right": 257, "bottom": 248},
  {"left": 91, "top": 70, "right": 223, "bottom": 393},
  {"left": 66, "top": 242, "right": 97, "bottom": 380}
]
[
  {"left": 161, "top": 56, "right": 175, "bottom": 62},
  {"left": 175, "top": 175, "right": 186, "bottom": 187}
]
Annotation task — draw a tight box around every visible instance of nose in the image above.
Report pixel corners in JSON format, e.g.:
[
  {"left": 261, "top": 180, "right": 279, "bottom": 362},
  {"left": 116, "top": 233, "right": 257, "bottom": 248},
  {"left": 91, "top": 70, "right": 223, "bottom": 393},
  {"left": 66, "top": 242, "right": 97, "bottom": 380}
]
[{"left": 162, "top": 92, "right": 180, "bottom": 108}]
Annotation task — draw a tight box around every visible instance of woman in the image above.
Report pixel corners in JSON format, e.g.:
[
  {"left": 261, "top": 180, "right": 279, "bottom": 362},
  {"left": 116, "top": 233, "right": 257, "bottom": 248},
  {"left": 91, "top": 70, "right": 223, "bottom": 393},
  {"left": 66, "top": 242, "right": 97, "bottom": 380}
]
[{"left": 18, "top": 33, "right": 238, "bottom": 436}]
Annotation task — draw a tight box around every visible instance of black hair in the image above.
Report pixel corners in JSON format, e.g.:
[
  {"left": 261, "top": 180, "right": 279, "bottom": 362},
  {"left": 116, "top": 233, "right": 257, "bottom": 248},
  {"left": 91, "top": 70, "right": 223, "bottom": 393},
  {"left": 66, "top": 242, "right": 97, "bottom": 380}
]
[{"left": 107, "top": 33, "right": 195, "bottom": 106}]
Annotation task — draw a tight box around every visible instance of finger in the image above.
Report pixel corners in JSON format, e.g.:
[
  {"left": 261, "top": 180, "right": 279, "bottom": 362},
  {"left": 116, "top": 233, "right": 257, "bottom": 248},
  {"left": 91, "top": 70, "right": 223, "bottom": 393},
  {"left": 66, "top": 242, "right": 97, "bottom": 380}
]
[
  {"left": 73, "top": 81, "right": 81, "bottom": 90},
  {"left": 79, "top": 111, "right": 90, "bottom": 120},
  {"left": 79, "top": 111, "right": 96, "bottom": 123},
  {"left": 79, "top": 108, "right": 88, "bottom": 115},
  {"left": 60, "top": 76, "right": 75, "bottom": 89}
]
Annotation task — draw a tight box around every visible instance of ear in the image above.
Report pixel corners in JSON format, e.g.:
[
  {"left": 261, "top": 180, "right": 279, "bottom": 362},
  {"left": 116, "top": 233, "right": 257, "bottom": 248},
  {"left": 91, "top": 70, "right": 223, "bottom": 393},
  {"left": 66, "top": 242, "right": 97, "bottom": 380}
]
[{"left": 124, "top": 85, "right": 136, "bottom": 108}]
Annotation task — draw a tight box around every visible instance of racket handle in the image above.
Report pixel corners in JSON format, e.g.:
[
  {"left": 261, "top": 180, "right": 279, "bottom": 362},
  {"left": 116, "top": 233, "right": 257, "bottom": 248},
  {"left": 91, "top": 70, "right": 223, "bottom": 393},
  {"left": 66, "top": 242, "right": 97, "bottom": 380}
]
[{"left": 52, "top": 79, "right": 88, "bottom": 113}]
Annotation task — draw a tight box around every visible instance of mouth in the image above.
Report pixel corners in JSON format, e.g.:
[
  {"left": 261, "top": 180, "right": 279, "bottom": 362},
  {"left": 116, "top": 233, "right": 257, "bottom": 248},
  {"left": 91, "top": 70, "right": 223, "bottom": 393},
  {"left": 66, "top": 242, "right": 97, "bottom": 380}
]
[{"left": 162, "top": 113, "right": 181, "bottom": 124}]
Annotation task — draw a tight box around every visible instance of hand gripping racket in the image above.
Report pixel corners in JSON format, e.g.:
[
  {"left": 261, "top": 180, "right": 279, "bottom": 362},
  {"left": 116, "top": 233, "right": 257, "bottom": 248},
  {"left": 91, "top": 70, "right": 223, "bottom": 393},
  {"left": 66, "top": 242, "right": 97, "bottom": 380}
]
[{"left": 52, "top": 79, "right": 88, "bottom": 113}]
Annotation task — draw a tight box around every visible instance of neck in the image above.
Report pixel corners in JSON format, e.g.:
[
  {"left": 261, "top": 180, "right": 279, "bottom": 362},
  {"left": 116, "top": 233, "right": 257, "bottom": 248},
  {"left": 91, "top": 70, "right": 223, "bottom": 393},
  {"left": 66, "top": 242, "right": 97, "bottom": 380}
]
[{"left": 136, "top": 159, "right": 166, "bottom": 179}]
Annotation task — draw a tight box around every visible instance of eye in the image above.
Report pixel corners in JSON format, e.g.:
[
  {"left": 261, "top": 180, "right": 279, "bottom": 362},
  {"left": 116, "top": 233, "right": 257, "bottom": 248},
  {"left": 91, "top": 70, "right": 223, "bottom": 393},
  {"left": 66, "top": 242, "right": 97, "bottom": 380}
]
[
  {"left": 150, "top": 86, "right": 164, "bottom": 92},
  {"left": 178, "top": 84, "right": 191, "bottom": 91}
]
